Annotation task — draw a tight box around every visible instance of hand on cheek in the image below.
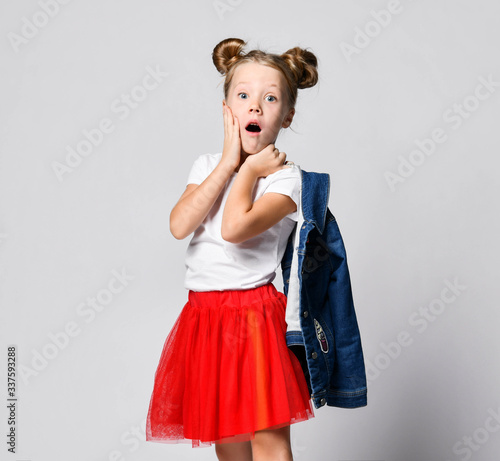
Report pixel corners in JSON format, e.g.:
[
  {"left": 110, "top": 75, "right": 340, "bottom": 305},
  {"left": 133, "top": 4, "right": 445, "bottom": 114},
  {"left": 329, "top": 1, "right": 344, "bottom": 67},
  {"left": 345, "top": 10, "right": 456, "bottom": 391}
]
[{"left": 221, "top": 101, "right": 241, "bottom": 170}]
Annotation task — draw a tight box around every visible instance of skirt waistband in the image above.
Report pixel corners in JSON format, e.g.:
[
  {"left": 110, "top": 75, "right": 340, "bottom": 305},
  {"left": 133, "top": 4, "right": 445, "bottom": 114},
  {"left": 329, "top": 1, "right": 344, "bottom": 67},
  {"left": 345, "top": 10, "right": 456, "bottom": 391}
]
[{"left": 187, "top": 283, "right": 282, "bottom": 308}]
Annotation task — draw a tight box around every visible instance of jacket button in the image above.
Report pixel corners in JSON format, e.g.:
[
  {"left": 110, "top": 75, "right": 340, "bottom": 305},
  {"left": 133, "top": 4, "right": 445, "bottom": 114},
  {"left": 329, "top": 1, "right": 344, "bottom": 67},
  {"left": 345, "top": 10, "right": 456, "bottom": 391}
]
[
  {"left": 303, "top": 311, "right": 309, "bottom": 318},
  {"left": 311, "top": 351, "right": 318, "bottom": 359},
  {"left": 320, "top": 398, "right": 326, "bottom": 405}
]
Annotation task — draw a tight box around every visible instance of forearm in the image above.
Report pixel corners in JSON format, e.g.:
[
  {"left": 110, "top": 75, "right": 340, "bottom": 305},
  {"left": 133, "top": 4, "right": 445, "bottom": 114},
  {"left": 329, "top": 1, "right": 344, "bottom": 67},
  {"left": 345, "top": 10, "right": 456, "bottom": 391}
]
[
  {"left": 221, "top": 165, "right": 258, "bottom": 241},
  {"left": 170, "top": 161, "right": 235, "bottom": 239}
]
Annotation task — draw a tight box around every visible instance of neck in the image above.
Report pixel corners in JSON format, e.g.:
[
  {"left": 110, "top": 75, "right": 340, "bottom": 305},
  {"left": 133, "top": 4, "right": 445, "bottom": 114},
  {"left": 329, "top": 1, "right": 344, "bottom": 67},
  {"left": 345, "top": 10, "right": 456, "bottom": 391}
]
[{"left": 235, "top": 151, "right": 250, "bottom": 172}]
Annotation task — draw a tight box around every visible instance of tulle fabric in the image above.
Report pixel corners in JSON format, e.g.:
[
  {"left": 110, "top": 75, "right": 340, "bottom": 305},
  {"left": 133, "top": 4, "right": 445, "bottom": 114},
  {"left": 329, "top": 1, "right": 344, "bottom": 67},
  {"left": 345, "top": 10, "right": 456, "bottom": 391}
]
[{"left": 146, "top": 283, "right": 314, "bottom": 448}]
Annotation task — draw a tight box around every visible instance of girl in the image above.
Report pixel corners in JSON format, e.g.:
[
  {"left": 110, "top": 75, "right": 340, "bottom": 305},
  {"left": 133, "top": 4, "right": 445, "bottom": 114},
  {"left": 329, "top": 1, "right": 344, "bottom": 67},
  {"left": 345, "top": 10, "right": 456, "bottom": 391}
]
[{"left": 146, "top": 37, "right": 319, "bottom": 461}]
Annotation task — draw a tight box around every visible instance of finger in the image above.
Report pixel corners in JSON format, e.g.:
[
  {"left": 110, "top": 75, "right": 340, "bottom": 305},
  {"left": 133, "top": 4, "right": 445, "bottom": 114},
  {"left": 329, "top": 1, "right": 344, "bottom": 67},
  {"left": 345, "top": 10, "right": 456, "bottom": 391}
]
[
  {"left": 225, "top": 106, "right": 234, "bottom": 140},
  {"left": 223, "top": 104, "right": 228, "bottom": 134},
  {"left": 226, "top": 106, "right": 236, "bottom": 132},
  {"left": 232, "top": 115, "right": 240, "bottom": 139}
]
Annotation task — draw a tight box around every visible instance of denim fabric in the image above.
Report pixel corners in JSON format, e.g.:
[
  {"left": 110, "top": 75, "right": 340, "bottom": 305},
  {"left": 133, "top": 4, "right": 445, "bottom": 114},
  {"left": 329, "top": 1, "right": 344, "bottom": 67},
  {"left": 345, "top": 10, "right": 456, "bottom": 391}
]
[{"left": 281, "top": 169, "right": 367, "bottom": 409}]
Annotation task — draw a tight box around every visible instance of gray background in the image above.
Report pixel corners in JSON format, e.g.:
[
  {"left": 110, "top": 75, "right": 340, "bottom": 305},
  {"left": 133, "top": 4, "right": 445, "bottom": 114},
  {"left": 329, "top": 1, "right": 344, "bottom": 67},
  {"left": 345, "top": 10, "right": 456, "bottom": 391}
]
[{"left": 1, "top": 1, "right": 499, "bottom": 460}]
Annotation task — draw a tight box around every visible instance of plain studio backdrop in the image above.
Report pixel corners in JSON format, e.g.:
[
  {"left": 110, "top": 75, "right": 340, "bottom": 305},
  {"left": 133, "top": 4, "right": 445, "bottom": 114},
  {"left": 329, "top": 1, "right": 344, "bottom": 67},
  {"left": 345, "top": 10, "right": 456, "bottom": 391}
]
[{"left": 1, "top": 1, "right": 499, "bottom": 460}]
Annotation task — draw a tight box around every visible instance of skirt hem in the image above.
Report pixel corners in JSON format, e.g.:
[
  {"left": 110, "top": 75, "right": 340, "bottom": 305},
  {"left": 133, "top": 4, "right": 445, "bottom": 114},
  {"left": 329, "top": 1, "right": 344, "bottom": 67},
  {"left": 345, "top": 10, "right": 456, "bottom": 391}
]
[{"left": 146, "top": 403, "right": 314, "bottom": 448}]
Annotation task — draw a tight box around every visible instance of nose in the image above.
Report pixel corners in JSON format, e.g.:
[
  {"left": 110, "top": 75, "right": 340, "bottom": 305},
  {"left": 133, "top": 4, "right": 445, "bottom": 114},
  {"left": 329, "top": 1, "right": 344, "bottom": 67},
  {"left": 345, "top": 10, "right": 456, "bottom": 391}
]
[{"left": 248, "top": 100, "right": 261, "bottom": 114}]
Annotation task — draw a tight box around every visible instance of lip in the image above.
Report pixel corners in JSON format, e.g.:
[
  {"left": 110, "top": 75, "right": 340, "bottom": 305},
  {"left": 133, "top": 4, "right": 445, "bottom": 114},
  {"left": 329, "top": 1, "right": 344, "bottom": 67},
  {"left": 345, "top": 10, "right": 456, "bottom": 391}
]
[{"left": 244, "top": 130, "right": 261, "bottom": 137}]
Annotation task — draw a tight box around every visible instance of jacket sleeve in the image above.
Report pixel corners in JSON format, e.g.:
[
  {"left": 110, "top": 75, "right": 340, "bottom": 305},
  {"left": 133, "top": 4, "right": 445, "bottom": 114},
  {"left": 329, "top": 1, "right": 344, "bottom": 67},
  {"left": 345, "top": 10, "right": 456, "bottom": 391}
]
[{"left": 324, "top": 210, "right": 367, "bottom": 407}]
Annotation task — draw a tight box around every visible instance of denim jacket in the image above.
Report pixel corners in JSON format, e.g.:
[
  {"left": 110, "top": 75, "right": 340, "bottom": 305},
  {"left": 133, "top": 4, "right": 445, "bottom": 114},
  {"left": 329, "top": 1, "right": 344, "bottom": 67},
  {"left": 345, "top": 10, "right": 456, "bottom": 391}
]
[{"left": 281, "top": 167, "right": 367, "bottom": 409}]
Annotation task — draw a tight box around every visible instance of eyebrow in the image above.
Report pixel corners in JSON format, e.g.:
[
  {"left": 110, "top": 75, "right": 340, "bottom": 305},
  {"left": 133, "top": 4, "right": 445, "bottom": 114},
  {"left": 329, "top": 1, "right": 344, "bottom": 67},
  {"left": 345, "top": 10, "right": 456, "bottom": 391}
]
[{"left": 234, "top": 82, "right": 279, "bottom": 88}]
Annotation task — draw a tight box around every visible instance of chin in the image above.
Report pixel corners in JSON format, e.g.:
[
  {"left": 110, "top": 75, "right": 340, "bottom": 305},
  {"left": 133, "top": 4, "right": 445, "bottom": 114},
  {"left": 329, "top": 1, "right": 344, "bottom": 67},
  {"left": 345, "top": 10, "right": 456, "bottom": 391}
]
[
  {"left": 243, "top": 149, "right": 259, "bottom": 155},
  {"left": 241, "top": 143, "right": 260, "bottom": 155}
]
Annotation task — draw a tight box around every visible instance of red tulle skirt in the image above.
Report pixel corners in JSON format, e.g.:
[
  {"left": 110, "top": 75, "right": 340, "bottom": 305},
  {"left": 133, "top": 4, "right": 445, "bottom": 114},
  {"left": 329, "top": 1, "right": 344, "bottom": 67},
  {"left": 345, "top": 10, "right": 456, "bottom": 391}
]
[{"left": 146, "top": 283, "right": 314, "bottom": 448}]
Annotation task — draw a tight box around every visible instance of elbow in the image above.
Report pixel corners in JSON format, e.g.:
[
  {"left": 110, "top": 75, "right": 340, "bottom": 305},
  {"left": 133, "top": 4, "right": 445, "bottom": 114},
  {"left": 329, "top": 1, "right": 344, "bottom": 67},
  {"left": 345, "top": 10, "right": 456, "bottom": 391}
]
[
  {"left": 221, "top": 221, "right": 245, "bottom": 244},
  {"left": 170, "top": 223, "right": 187, "bottom": 240},
  {"left": 171, "top": 229, "right": 187, "bottom": 240},
  {"left": 169, "top": 214, "right": 189, "bottom": 240}
]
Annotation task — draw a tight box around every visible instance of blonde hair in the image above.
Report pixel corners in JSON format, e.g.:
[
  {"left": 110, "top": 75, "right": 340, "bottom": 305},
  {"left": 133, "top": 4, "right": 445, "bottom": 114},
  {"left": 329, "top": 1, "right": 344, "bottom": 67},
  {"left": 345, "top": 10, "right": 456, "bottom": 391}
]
[{"left": 212, "top": 38, "right": 319, "bottom": 109}]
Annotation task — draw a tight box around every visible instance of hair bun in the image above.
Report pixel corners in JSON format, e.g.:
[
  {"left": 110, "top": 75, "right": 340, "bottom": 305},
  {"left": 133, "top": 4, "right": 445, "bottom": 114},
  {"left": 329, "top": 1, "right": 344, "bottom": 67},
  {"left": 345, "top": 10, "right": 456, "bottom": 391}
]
[
  {"left": 212, "top": 38, "right": 246, "bottom": 75},
  {"left": 280, "top": 47, "right": 319, "bottom": 89}
]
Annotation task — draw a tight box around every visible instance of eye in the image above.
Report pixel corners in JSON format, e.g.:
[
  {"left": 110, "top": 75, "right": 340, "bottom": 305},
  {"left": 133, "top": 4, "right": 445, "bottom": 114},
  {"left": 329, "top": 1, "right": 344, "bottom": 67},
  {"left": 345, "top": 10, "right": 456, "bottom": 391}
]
[
  {"left": 265, "top": 95, "right": 277, "bottom": 102},
  {"left": 238, "top": 92, "right": 248, "bottom": 99}
]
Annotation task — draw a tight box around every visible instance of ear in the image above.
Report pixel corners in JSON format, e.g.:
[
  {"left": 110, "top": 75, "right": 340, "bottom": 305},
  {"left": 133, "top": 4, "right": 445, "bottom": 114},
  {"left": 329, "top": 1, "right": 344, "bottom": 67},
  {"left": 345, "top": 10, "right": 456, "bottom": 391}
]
[{"left": 281, "top": 107, "right": 295, "bottom": 128}]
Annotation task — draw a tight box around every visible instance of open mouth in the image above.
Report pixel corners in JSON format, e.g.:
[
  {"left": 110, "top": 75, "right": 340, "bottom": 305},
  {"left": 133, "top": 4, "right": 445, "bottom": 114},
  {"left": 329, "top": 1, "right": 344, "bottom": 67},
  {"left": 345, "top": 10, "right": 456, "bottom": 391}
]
[{"left": 245, "top": 122, "right": 261, "bottom": 133}]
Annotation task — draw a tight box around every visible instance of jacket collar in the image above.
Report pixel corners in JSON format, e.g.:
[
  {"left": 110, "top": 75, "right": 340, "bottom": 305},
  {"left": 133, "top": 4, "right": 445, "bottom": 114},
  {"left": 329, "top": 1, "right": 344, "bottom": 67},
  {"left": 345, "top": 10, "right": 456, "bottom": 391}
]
[{"left": 301, "top": 170, "right": 330, "bottom": 235}]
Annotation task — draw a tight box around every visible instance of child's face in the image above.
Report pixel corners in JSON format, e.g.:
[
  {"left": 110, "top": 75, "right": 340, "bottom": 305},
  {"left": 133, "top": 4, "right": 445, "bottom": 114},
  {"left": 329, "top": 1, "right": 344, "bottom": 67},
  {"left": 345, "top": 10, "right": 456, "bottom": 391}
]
[{"left": 224, "top": 62, "right": 295, "bottom": 155}]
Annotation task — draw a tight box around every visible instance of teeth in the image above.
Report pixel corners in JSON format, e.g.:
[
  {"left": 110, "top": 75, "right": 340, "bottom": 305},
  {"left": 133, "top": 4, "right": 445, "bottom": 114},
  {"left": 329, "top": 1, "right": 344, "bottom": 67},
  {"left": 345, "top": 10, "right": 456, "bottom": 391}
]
[{"left": 246, "top": 123, "right": 261, "bottom": 132}]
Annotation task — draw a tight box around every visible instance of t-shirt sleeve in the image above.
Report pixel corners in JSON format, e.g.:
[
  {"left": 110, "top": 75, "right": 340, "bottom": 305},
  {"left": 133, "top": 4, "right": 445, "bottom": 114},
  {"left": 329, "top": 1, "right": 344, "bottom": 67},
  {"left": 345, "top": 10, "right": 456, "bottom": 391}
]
[
  {"left": 186, "top": 154, "right": 211, "bottom": 185},
  {"left": 263, "top": 166, "right": 301, "bottom": 218}
]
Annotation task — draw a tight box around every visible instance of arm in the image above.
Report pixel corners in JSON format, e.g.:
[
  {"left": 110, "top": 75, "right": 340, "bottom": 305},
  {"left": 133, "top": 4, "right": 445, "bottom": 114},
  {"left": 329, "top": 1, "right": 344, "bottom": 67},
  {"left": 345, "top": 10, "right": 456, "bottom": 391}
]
[
  {"left": 221, "top": 145, "right": 297, "bottom": 244},
  {"left": 169, "top": 162, "right": 235, "bottom": 239},
  {"left": 170, "top": 102, "right": 241, "bottom": 240}
]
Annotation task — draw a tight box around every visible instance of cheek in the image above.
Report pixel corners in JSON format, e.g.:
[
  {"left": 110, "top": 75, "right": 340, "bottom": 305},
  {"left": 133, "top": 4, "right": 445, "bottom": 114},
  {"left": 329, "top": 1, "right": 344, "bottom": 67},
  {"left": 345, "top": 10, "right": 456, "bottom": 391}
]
[
  {"left": 271, "top": 115, "right": 286, "bottom": 131},
  {"left": 230, "top": 106, "right": 245, "bottom": 123}
]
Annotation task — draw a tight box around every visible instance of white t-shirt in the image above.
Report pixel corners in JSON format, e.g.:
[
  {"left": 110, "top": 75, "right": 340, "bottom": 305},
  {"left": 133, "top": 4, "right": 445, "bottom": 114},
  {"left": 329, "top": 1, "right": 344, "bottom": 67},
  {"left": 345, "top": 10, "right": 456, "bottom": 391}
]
[{"left": 184, "top": 153, "right": 300, "bottom": 291}]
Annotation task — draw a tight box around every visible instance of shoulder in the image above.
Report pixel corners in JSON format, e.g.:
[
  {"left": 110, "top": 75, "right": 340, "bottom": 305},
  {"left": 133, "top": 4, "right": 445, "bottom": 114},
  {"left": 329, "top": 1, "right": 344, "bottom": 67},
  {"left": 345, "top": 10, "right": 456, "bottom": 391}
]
[
  {"left": 188, "top": 153, "right": 222, "bottom": 175},
  {"left": 265, "top": 164, "right": 301, "bottom": 184},
  {"left": 191, "top": 152, "right": 223, "bottom": 169},
  {"left": 187, "top": 153, "right": 223, "bottom": 185}
]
